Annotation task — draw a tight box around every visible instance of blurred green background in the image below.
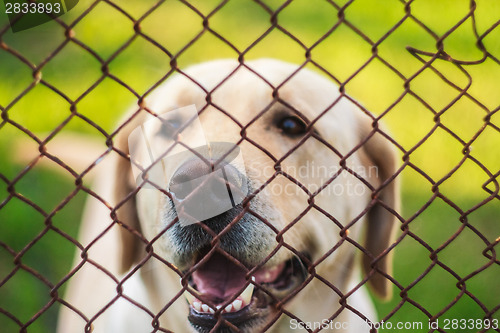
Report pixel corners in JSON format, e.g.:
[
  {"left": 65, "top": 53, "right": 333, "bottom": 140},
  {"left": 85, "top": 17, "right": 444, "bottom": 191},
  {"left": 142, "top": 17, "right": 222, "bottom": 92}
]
[{"left": 0, "top": 0, "right": 499, "bottom": 332}]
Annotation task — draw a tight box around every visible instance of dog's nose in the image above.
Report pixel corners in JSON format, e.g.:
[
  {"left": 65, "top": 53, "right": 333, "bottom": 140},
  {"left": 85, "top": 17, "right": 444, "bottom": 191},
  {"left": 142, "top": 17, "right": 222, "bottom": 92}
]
[{"left": 169, "top": 158, "right": 246, "bottom": 225}]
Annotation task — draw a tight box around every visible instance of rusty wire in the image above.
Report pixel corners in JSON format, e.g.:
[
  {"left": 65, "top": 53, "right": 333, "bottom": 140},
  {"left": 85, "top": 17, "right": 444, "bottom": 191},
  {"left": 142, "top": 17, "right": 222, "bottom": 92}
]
[{"left": 0, "top": 0, "right": 499, "bottom": 332}]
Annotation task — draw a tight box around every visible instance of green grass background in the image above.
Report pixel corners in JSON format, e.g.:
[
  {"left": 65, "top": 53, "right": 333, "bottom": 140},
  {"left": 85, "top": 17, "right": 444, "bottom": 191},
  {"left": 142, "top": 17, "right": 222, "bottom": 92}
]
[{"left": 0, "top": 0, "right": 499, "bottom": 332}]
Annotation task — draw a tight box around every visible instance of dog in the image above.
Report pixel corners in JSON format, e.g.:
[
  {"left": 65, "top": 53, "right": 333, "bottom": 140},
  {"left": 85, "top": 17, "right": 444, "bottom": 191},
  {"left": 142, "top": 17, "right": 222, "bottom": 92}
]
[{"left": 57, "top": 58, "right": 399, "bottom": 332}]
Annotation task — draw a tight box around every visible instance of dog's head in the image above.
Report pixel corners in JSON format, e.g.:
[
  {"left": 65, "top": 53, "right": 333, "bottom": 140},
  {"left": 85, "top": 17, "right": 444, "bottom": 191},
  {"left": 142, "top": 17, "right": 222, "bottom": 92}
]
[{"left": 113, "top": 59, "right": 399, "bottom": 332}]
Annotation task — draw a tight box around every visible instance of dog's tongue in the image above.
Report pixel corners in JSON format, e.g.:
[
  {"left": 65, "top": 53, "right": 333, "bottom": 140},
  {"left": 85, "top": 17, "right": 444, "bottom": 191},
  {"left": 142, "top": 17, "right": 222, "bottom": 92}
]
[
  {"left": 192, "top": 251, "right": 286, "bottom": 302},
  {"left": 192, "top": 252, "right": 248, "bottom": 300}
]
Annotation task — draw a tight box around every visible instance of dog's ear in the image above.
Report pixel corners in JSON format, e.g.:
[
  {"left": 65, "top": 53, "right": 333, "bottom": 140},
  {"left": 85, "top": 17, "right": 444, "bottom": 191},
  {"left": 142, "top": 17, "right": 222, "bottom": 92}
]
[
  {"left": 357, "top": 114, "right": 400, "bottom": 300},
  {"left": 113, "top": 121, "right": 143, "bottom": 274}
]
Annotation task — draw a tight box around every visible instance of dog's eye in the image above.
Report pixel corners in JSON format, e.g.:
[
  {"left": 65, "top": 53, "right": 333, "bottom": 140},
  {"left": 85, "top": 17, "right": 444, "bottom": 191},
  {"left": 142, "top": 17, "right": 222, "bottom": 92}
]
[{"left": 277, "top": 116, "right": 308, "bottom": 136}]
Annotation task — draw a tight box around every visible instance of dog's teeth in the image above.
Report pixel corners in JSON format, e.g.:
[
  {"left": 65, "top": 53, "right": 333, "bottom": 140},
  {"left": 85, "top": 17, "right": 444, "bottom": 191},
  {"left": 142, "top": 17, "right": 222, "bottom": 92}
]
[
  {"left": 193, "top": 299, "right": 244, "bottom": 314},
  {"left": 193, "top": 301, "right": 202, "bottom": 312},
  {"left": 239, "top": 281, "right": 254, "bottom": 305},
  {"left": 232, "top": 299, "right": 242, "bottom": 311}
]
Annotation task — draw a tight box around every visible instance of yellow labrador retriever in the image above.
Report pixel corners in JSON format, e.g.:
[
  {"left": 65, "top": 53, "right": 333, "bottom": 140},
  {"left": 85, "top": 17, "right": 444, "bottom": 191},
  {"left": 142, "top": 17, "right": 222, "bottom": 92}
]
[{"left": 57, "top": 59, "right": 399, "bottom": 332}]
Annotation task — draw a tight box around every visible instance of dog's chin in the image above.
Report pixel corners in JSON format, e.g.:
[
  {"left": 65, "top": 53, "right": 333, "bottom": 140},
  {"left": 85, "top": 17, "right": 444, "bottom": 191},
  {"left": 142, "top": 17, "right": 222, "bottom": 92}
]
[{"left": 183, "top": 249, "right": 309, "bottom": 333}]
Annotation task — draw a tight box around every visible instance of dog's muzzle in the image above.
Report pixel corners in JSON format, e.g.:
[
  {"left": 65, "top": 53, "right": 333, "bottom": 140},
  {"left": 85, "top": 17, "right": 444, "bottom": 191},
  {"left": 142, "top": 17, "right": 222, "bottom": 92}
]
[{"left": 164, "top": 148, "right": 310, "bottom": 332}]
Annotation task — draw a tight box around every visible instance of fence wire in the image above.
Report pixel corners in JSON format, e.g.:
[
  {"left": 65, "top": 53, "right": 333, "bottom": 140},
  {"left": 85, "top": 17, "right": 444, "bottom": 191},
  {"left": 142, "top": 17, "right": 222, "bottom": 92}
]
[{"left": 0, "top": 0, "right": 499, "bottom": 332}]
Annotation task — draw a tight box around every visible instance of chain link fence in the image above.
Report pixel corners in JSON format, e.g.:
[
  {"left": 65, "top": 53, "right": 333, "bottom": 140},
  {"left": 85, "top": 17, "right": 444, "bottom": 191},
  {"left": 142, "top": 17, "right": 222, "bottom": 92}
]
[{"left": 0, "top": 0, "right": 499, "bottom": 332}]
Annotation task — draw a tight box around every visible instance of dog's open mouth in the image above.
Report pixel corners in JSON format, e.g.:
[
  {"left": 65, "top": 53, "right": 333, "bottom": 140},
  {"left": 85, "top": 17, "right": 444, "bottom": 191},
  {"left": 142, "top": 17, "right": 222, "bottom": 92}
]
[{"left": 184, "top": 249, "right": 309, "bottom": 331}]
